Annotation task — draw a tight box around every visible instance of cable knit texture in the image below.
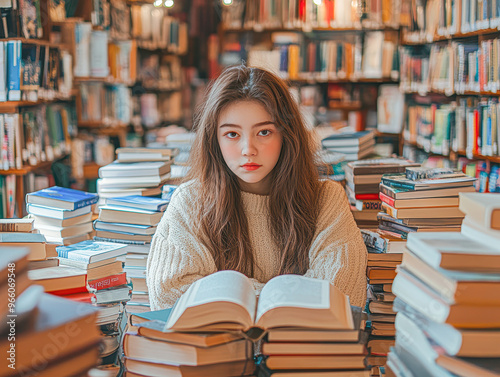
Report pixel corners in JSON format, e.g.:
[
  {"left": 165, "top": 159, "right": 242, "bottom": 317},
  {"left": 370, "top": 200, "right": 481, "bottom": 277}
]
[{"left": 147, "top": 179, "right": 368, "bottom": 310}]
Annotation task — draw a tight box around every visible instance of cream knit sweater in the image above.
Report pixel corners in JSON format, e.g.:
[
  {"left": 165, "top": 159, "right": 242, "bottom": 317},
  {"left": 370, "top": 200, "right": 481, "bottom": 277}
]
[{"left": 146, "top": 179, "right": 368, "bottom": 310}]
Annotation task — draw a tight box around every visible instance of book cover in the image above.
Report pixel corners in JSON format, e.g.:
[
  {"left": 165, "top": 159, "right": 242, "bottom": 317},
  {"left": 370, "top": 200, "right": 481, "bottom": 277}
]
[
  {"left": 7, "top": 40, "right": 21, "bottom": 101},
  {"left": 26, "top": 186, "right": 99, "bottom": 210},
  {"left": 105, "top": 195, "right": 168, "bottom": 211},
  {"left": 56, "top": 240, "right": 128, "bottom": 263}
]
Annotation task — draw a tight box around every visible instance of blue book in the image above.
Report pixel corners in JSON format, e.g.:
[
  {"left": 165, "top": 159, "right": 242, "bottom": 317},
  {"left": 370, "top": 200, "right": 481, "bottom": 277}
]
[
  {"left": 26, "top": 186, "right": 99, "bottom": 210},
  {"left": 105, "top": 195, "right": 168, "bottom": 212},
  {"left": 56, "top": 240, "right": 128, "bottom": 263},
  {"left": 7, "top": 41, "right": 21, "bottom": 101}
]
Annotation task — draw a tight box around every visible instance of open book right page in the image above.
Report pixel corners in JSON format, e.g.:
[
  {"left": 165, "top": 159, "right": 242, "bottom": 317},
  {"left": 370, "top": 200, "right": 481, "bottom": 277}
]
[{"left": 255, "top": 274, "right": 354, "bottom": 329}]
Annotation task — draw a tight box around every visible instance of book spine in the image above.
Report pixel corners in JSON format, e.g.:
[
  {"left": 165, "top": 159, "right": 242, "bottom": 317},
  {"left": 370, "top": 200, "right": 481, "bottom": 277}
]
[
  {"left": 87, "top": 272, "right": 127, "bottom": 290},
  {"left": 380, "top": 177, "right": 415, "bottom": 190},
  {"left": 0, "top": 42, "right": 6, "bottom": 102},
  {"left": 7, "top": 41, "right": 21, "bottom": 101}
]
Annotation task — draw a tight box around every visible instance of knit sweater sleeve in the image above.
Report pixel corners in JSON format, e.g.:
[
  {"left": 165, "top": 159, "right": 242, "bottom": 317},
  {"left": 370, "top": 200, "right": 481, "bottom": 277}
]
[
  {"left": 304, "top": 180, "right": 368, "bottom": 307},
  {"left": 146, "top": 183, "right": 266, "bottom": 310}
]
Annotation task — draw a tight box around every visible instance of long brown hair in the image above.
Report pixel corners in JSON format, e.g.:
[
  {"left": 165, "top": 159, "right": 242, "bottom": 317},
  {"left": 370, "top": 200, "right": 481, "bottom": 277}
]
[{"left": 186, "top": 65, "right": 321, "bottom": 277}]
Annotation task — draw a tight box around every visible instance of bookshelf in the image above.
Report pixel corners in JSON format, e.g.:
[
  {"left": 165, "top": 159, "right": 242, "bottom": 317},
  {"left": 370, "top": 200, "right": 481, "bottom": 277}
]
[
  {"left": 218, "top": 0, "right": 402, "bottom": 134},
  {"left": 399, "top": 0, "right": 500, "bottom": 190}
]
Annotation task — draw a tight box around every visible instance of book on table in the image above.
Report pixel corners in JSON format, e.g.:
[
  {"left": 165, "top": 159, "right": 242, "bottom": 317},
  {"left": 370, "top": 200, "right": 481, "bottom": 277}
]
[
  {"left": 380, "top": 174, "right": 476, "bottom": 191},
  {"left": 27, "top": 203, "right": 92, "bottom": 219},
  {"left": 105, "top": 195, "right": 169, "bottom": 211},
  {"left": 56, "top": 240, "right": 129, "bottom": 263},
  {"left": 163, "top": 271, "right": 355, "bottom": 336},
  {"left": 98, "top": 161, "right": 172, "bottom": 178}
]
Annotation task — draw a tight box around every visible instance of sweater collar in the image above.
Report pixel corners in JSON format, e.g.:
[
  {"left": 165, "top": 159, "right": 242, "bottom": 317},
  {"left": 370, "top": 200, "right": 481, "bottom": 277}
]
[{"left": 241, "top": 190, "right": 269, "bottom": 214}]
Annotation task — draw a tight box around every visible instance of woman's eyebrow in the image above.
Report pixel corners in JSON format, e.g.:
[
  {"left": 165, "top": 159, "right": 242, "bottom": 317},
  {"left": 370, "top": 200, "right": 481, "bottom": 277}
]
[{"left": 219, "top": 121, "right": 275, "bottom": 128}]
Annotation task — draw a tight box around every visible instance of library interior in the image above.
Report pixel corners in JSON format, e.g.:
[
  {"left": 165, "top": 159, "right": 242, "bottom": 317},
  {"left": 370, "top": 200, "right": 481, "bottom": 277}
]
[{"left": 1, "top": 0, "right": 500, "bottom": 376}]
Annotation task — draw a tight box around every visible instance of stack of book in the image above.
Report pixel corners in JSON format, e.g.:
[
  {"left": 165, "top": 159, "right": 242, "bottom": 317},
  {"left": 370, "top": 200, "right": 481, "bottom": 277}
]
[
  {"left": 93, "top": 195, "right": 169, "bottom": 313},
  {"left": 26, "top": 186, "right": 99, "bottom": 245},
  {"left": 360, "top": 228, "right": 407, "bottom": 370},
  {"left": 0, "top": 218, "right": 60, "bottom": 270},
  {"left": 97, "top": 160, "right": 173, "bottom": 206},
  {"left": 345, "top": 158, "right": 420, "bottom": 228},
  {"left": 27, "top": 240, "right": 130, "bottom": 369},
  {"left": 377, "top": 168, "right": 476, "bottom": 237},
  {"left": 387, "top": 193, "right": 500, "bottom": 377},
  {"left": 321, "top": 131, "right": 376, "bottom": 161},
  {"left": 1, "top": 245, "right": 101, "bottom": 376}
]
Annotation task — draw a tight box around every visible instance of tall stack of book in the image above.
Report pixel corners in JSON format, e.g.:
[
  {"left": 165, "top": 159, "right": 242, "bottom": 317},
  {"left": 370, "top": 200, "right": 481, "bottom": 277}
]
[
  {"left": 93, "top": 195, "right": 169, "bottom": 313},
  {"left": 1, "top": 247, "right": 101, "bottom": 376},
  {"left": 26, "top": 186, "right": 99, "bottom": 245},
  {"left": 360, "top": 228, "right": 407, "bottom": 371},
  {"left": 97, "top": 147, "right": 178, "bottom": 201},
  {"left": 387, "top": 192, "right": 500, "bottom": 377},
  {"left": 97, "top": 160, "right": 173, "bottom": 207},
  {"left": 321, "top": 131, "right": 376, "bottom": 161},
  {"left": 27, "top": 240, "right": 130, "bottom": 369},
  {"left": 377, "top": 168, "right": 476, "bottom": 237},
  {"left": 345, "top": 158, "right": 420, "bottom": 228}
]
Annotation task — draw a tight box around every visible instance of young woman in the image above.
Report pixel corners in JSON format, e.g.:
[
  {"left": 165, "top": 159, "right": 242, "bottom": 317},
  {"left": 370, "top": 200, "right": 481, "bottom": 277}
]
[{"left": 147, "top": 65, "right": 367, "bottom": 310}]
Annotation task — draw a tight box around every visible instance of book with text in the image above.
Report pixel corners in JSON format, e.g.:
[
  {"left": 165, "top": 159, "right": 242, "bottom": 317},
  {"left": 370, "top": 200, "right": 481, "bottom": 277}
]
[
  {"left": 26, "top": 186, "right": 99, "bottom": 210},
  {"left": 164, "top": 271, "right": 354, "bottom": 337}
]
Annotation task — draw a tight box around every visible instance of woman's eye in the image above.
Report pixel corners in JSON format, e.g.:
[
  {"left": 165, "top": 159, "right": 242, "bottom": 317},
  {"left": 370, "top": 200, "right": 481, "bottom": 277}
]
[
  {"left": 225, "top": 132, "right": 238, "bottom": 138},
  {"left": 258, "top": 129, "right": 271, "bottom": 136}
]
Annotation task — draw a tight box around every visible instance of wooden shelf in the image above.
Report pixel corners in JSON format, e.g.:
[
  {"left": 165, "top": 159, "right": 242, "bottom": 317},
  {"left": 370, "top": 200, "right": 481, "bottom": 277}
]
[
  {"left": 222, "top": 26, "right": 399, "bottom": 33},
  {"left": 0, "top": 155, "right": 68, "bottom": 176},
  {"left": 402, "top": 27, "right": 500, "bottom": 44},
  {"left": 78, "top": 120, "right": 129, "bottom": 128},
  {"left": 74, "top": 77, "right": 135, "bottom": 86},
  {"left": 403, "top": 88, "right": 500, "bottom": 97},
  {"left": 0, "top": 95, "right": 77, "bottom": 113},
  {"left": 291, "top": 77, "right": 398, "bottom": 84},
  {"left": 404, "top": 140, "right": 500, "bottom": 163}
]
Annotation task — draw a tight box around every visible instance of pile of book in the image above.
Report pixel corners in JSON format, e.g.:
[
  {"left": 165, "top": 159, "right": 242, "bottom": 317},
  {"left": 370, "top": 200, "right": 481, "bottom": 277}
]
[
  {"left": 27, "top": 240, "right": 130, "bottom": 369},
  {"left": 345, "top": 158, "right": 420, "bottom": 228},
  {"left": 360, "top": 228, "right": 407, "bottom": 372},
  {"left": 377, "top": 168, "right": 476, "bottom": 237},
  {"left": 386, "top": 192, "right": 500, "bottom": 377},
  {"left": 321, "top": 130, "right": 376, "bottom": 161},
  {"left": 26, "top": 186, "right": 99, "bottom": 246},
  {"left": 97, "top": 147, "right": 176, "bottom": 205},
  {"left": 93, "top": 195, "right": 170, "bottom": 313},
  {"left": 0, "top": 248, "right": 101, "bottom": 377}
]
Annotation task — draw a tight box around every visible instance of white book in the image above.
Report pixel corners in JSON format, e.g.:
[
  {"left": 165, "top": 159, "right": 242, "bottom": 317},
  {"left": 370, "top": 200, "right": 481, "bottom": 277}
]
[
  {"left": 27, "top": 204, "right": 92, "bottom": 219},
  {"left": 0, "top": 42, "right": 6, "bottom": 102},
  {"left": 90, "top": 30, "right": 109, "bottom": 78},
  {"left": 98, "top": 161, "right": 172, "bottom": 178},
  {"left": 74, "top": 22, "right": 92, "bottom": 77},
  {"left": 98, "top": 172, "right": 171, "bottom": 189}
]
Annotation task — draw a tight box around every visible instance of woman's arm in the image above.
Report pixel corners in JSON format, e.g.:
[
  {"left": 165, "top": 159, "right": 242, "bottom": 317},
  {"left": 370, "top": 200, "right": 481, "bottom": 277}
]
[
  {"left": 146, "top": 186, "right": 266, "bottom": 310},
  {"left": 146, "top": 189, "right": 218, "bottom": 310},
  {"left": 304, "top": 181, "right": 368, "bottom": 307}
]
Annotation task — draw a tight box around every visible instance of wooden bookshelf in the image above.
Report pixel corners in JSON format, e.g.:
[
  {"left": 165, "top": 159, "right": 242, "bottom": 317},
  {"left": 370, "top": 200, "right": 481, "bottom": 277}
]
[{"left": 403, "top": 27, "right": 500, "bottom": 44}]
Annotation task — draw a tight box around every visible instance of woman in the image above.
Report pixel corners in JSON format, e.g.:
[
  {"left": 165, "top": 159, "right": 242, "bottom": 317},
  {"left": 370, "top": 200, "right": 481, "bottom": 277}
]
[{"left": 147, "top": 65, "right": 367, "bottom": 310}]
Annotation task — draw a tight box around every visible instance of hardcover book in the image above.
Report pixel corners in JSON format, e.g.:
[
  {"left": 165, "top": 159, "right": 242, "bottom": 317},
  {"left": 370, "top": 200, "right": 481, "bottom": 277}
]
[
  {"left": 163, "top": 271, "right": 354, "bottom": 336},
  {"left": 26, "top": 186, "right": 99, "bottom": 210},
  {"left": 56, "top": 240, "right": 128, "bottom": 263}
]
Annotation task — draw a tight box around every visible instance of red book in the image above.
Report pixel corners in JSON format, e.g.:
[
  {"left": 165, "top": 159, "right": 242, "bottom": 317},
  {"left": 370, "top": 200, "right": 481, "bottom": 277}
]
[
  {"left": 87, "top": 272, "right": 128, "bottom": 291},
  {"left": 379, "top": 192, "right": 395, "bottom": 207},
  {"left": 50, "top": 285, "right": 89, "bottom": 296},
  {"left": 355, "top": 193, "right": 380, "bottom": 200},
  {"left": 62, "top": 292, "right": 97, "bottom": 304}
]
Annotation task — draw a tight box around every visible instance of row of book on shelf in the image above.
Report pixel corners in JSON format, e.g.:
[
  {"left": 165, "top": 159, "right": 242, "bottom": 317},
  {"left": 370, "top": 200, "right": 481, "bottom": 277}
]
[
  {"left": 404, "top": 0, "right": 500, "bottom": 42},
  {"left": 247, "top": 30, "right": 399, "bottom": 81},
  {"left": 400, "top": 36, "right": 500, "bottom": 95},
  {"left": 222, "top": 0, "right": 402, "bottom": 30}
]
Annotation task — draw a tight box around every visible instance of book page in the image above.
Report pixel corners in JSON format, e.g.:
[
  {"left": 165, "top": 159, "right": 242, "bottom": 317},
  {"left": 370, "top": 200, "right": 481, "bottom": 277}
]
[
  {"left": 166, "top": 270, "right": 257, "bottom": 328},
  {"left": 256, "top": 275, "right": 330, "bottom": 322}
]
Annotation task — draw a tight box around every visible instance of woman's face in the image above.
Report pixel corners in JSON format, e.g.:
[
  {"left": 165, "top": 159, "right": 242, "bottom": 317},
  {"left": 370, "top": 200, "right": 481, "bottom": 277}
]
[{"left": 217, "top": 100, "right": 283, "bottom": 195}]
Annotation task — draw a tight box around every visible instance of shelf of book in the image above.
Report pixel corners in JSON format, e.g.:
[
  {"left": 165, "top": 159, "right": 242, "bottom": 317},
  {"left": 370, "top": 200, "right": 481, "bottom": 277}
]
[
  {"left": 0, "top": 94, "right": 78, "bottom": 113},
  {"left": 2, "top": 38, "right": 66, "bottom": 49},
  {"left": 74, "top": 77, "right": 136, "bottom": 86},
  {"left": 402, "top": 89, "right": 500, "bottom": 97},
  {"left": 291, "top": 78, "right": 399, "bottom": 84},
  {"left": 403, "top": 140, "right": 500, "bottom": 164},
  {"left": 402, "top": 27, "right": 500, "bottom": 44},
  {"left": 223, "top": 26, "right": 400, "bottom": 33},
  {"left": 0, "top": 157, "right": 67, "bottom": 176}
]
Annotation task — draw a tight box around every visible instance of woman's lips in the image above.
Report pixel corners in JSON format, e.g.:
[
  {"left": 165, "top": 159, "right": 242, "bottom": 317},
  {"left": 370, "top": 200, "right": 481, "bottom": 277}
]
[{"left": 241, "top": 164, "right": 261, "bottom": 171}]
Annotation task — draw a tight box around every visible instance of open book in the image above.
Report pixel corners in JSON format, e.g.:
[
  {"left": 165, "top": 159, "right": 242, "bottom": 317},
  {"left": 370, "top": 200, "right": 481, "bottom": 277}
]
[{"left": 164, "top": 271, "right": 354, "bottom": 337}]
